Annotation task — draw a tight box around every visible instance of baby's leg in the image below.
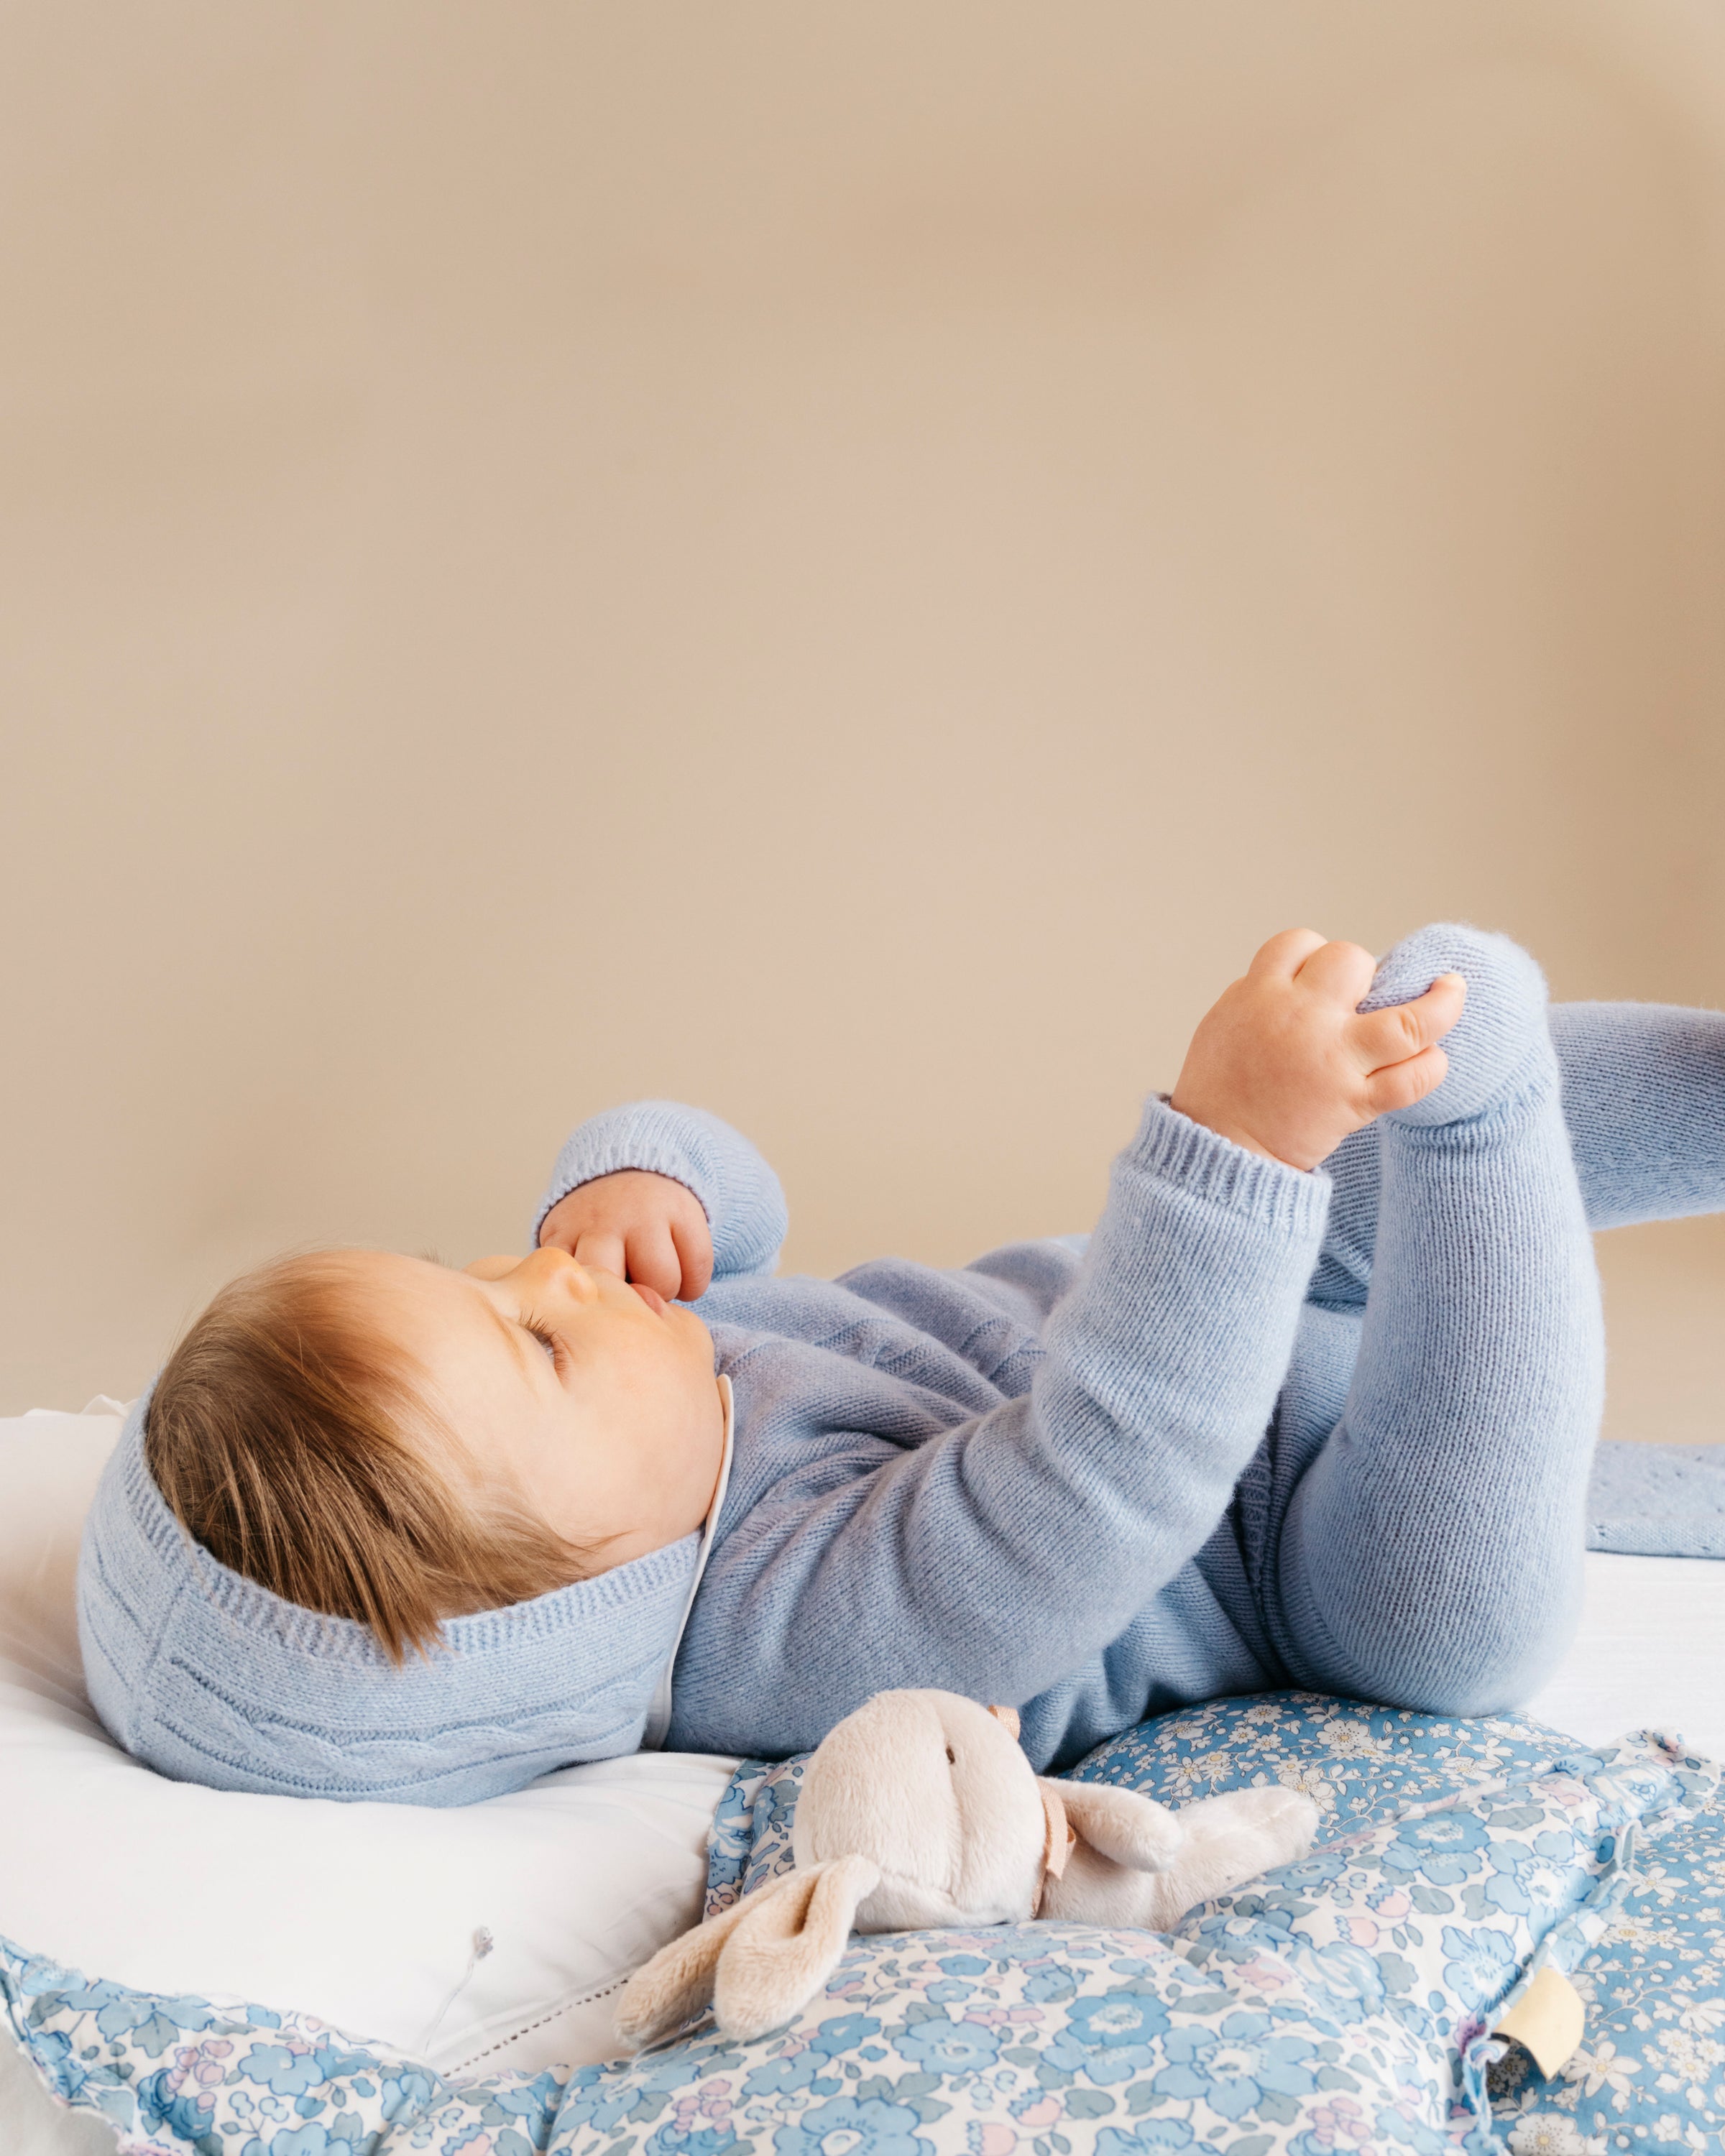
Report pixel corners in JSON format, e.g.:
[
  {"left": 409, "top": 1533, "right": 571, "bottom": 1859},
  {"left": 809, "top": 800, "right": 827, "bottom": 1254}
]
[
  {"left": 1311, "top": 996, "right": 1725, "bottom": 1311},
  {"left": 1274, "top": 927, "right": 1605, "bottom": 1713}
]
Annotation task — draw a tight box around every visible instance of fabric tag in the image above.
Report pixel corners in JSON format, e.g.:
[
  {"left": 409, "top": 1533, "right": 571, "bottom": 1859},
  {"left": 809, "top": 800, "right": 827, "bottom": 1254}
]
[{"left": 1493, "top": 1965, "right": 1586, "bottom": 2078}]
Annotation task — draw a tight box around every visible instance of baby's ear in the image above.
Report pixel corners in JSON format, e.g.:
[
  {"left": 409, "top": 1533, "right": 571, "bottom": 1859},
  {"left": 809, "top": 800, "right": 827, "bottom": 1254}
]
[
  {"left": 1043, "top": 1778, "right": 1185, "bottom": 1874},
  {"left": 616, "top": 1855, "right": 881, "bottom": 2049}
]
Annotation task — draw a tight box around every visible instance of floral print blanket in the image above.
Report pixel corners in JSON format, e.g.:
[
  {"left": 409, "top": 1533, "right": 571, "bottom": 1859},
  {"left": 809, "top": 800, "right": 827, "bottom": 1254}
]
[{"left": 4, "top": 1692, "right": 1723, "bottom": 2156}]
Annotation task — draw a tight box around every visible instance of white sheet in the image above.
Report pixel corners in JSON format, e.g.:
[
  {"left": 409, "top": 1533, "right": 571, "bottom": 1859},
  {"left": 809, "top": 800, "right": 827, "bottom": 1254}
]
[{"left": 1527, "top": 1549, "right": 1725, "bottom": 1758}]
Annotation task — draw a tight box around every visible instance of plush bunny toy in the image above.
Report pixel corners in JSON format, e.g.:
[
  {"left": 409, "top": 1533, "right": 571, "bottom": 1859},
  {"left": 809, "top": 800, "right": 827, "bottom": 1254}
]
[{"left": 617, "top": 1689, "right": 1318, "bottom": 2048}]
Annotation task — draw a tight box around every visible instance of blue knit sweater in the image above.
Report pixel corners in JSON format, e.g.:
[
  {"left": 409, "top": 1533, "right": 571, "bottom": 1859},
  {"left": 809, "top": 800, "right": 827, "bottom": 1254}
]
[{"left": 537, "top": 1096, "right": 1334, "bottom": 1772}]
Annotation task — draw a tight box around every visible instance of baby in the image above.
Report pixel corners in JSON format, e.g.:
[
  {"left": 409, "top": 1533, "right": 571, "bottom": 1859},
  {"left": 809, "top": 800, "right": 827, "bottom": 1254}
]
[{"left": 78, "top": 923, "right": 1725, "bottom": 1805}]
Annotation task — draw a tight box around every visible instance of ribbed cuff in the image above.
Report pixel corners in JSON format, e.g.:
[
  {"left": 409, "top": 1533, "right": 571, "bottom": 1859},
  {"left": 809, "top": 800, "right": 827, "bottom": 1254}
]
[
  {"left": 530, "top": 1105, "right": 720, "bottom": 1247},
  {"left": 1127, "top": 1096, "right": 1332, "bottom": 1242},
  {"left": 533, "top": 1149, "right": 711, "bottom": 1248},
  {"left": 530, "top": 1102, "right": 788, "bottom": 1279}
]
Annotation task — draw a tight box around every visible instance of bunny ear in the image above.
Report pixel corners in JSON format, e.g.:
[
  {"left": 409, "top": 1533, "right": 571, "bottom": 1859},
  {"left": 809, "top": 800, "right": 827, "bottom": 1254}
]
[
  {"left": 1041, "top": 1778, "right": 1185, "bottom": 1874},
  {"left": 616, "top": 1883, "right": 770, "bottom": 2049},
  {"left": 713, "top": 1853, "right": 882, "bottom": 2042},
  {"left": 615, "top": 1856, "right": 883, "bottom": 2051}
]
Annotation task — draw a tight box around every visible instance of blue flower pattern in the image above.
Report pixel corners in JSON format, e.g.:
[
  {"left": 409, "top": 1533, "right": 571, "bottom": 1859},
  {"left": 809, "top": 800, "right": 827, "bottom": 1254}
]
[
  {"left": 5, "top": 1694, "right": 1722, "bottom": 2156},
  {"left": 1481, "top": 1760, "right": 1725, "bottom": 2155}
]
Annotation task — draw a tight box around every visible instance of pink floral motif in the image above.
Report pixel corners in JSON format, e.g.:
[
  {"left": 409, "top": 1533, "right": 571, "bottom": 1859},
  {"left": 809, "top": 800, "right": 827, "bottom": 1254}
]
[
  {"left": 1305, "top": 2092, "right": 1375, "bottom": 2148},
  {"left": 967, "top": 2124, "right": 1018, "bottom": 2154},
  {"left": 164, "top": 2040, "right": 236, "bottom": 2096},
  {"left": 1010, "top": 2094, "right": 1064, "bottom": 2129}
]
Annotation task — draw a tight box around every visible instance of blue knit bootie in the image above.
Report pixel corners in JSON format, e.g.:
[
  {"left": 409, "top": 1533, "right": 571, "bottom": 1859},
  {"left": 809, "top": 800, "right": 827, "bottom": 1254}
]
[{"left": 1363, "top": 923, "right": 1556, "bottom": 1128}]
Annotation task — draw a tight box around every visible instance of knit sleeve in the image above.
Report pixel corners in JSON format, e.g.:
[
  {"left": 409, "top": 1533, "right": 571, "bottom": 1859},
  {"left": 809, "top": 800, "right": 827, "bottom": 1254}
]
[
  {"left": 669, "top": 1096, "right": 1332, "bottom": 1757},
  {"left": 530, "top": 1102, "right": 788, "bottom": 1282}
]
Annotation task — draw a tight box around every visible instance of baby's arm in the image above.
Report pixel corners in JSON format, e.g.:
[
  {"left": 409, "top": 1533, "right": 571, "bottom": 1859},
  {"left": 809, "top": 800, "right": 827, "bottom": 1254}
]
[
  {"left": 533, "top": 1101, "right": 788, "bottom": 1295},
  {"left": 680, "top": 1093, "right": 1333, "bottom": 1755},
  {"left": 673, "top": 933, "right": 1466, "bottom": 1754},
  {"left": 942, "top": 932, "right": 1466, "bottom": 1334}
]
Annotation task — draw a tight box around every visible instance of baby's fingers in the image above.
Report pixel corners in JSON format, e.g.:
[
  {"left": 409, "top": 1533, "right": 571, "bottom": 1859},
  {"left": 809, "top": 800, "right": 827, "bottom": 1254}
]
[
  {"left": 1361, "top": 1044, "right": 1448, "bottom": 1117},
  {"left": 1294, "top": 939, "right": 1378, "bottom": 1005},
  {"left": 1246, "top": 927, "right": 1328, "bottom": 981},
  {"left": 573, "top": 1228, "right": 627, "bottom": 1279},
  {"left": 671, "top": 1212, "right": 714, "bottom": 1301},
  {"left": 1349, "top": 972, "right": 1466, "bottom": 1071},
  {"left": 625, "top": 1225, "right": 686, "bottom": 1301}
]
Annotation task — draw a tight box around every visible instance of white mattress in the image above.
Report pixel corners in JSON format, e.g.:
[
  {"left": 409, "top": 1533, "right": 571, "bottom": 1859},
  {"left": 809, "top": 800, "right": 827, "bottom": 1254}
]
[
  {"left": 1526, "top": 1548, "right": 1725, "bottom": 1759},
  {"left": 6, "top": 1549, "right": 1723, "bottom": 2156}
]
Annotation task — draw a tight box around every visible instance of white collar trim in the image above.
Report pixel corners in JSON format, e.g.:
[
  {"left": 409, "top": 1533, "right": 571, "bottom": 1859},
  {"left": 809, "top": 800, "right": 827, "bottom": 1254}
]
[{"left": 640, "top": 1371, "right": 734, "bottom": 1750}]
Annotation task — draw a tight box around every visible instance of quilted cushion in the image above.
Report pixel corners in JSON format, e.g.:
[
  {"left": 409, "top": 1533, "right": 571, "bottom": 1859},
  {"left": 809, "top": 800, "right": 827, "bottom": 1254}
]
[
  {"left": 1484, "top": 1795, "right": 1725, "bottom": 2154},
  {"left": 6, "top": 1693, "right": 1718, "bottom": 2156}
]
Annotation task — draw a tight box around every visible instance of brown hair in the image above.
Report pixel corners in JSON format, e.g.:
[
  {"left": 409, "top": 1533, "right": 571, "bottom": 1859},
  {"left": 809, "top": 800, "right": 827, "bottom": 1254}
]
[{"left": 144, "top": 1253, "right": 588, "bottom": 1663}]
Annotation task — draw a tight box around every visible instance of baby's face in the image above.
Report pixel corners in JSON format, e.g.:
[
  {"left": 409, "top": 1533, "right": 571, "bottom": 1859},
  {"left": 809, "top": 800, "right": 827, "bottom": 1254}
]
[{"left": 349, "top": 1246, "right": 727, "bottom": 1571}]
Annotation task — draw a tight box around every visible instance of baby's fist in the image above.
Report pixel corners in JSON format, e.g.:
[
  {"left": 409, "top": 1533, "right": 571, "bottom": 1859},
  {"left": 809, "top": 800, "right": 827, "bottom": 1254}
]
[
  {"left": 538, "top": 1170, "right": 714, "bottom": 1301},
  {"left": 1169, "top": 929, "right": 1466, "bottom": 1171}
]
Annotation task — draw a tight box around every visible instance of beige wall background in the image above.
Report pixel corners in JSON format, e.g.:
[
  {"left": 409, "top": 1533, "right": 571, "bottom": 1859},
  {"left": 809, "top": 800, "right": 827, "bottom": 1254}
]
[{"left": 4, "top": 0, "right": 1725, "bottom": 1427}]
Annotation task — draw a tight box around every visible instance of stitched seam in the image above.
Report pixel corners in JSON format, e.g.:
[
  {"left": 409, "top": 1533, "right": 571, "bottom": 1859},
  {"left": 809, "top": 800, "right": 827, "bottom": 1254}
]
[
  {"left": 442, "top": 1973, "right": 634, "bottom": 2073},
  {"left": 160, "top": 1646, "right": 659, "bottom": 1743}
]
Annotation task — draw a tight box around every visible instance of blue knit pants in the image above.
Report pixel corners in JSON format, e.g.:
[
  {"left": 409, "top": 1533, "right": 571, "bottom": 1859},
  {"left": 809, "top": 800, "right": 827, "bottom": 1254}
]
[{"left": 1268, "top": 939, "right": 1725, "bottom": 1716}]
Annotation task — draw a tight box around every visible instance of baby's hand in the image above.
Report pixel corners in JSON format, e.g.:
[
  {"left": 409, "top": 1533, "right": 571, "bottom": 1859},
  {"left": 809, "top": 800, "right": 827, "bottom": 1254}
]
[
  {"left": 1169, "top": 930, "right": 1466, "bottom": 1171},
  {"left": 538, "top": 1171, "right": 715, "bottom": 1300}
]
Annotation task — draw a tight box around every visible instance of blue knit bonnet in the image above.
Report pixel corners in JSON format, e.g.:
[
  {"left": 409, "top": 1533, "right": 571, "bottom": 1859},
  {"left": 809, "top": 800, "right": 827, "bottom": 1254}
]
[{"left": 75, "top": 1391, "right": 705, "bottom": 1805}]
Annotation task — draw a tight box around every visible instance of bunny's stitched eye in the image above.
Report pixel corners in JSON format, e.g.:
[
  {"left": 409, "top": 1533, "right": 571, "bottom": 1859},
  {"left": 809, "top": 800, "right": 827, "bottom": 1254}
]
[{"left": 945, "top": 1747, "right": 955, "bottom": 1764}]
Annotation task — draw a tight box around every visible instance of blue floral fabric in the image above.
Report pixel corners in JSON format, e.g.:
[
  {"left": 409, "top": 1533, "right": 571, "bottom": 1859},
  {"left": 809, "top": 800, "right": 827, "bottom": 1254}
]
[
  {"left": 1070, "top": 1694, "right": 1608, "bottom": 1828},
  {"left": 707, "top": 1755, "right": 805, "bottom": 1915},
  {"left": 1075, "top": 1694, "right": 1725, "bottom": 2155},
  {"left": 6, "top": 1693, "right": 1723, "bottom": 2156},
  {"left": 1484, "top": 1797, "right": 1725, "bottom": 2155},
  {"left": 704, "top": 1691, "right": 1607, "bottom": 1917}
]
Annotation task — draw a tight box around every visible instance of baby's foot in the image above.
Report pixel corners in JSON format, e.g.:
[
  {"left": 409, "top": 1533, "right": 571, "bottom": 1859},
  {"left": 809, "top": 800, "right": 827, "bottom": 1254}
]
[{"left": 1363, "top": 924, "right": 1555, "bottom": 1127}]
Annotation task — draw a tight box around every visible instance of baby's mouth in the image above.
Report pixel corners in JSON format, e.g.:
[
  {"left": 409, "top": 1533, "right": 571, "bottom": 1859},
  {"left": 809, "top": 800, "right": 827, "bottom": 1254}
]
[{"left": 631, "top": 1283, "right": 668, "bottom": 1317}]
